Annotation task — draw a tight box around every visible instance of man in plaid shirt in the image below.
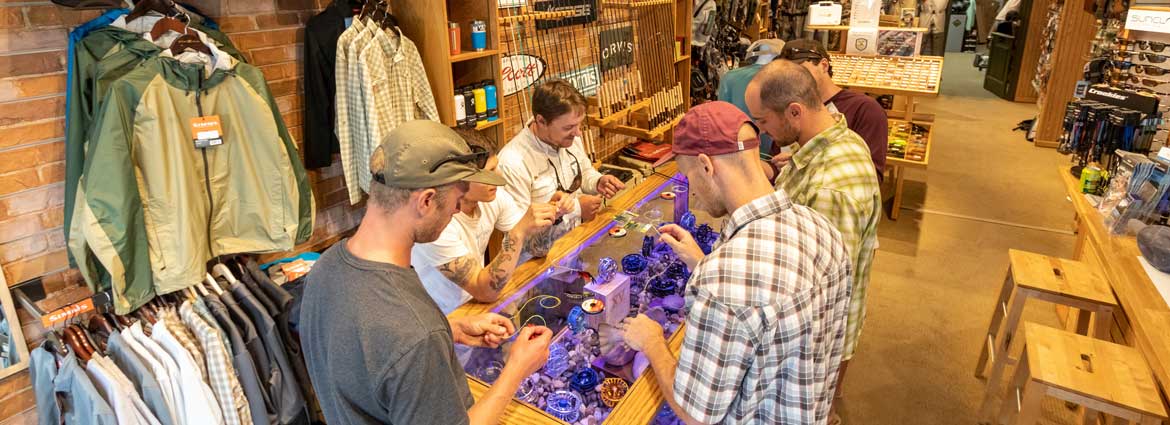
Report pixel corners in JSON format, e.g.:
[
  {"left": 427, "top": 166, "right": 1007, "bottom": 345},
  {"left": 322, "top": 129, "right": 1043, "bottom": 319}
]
[
  {"left": 622, "top": 101, "right": 853, "bottom": 424},
  {"left": 746, "top": 60, "right": 882, "bottom": 422}
]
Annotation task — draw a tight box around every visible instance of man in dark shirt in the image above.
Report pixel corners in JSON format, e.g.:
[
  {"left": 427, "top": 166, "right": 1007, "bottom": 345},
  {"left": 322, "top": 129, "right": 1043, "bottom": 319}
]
[
  {"left": 766, "top": 39, "right": 889, "bottom": 183},
  {"left": 300, "top": 120, "right": 553, "bottom": 425}
]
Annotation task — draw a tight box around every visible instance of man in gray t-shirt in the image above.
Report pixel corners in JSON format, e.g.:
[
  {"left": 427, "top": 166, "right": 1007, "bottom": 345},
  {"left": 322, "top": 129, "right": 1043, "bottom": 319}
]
[{"left": 300, "top": 121, "right": 553, "bottom": 425}]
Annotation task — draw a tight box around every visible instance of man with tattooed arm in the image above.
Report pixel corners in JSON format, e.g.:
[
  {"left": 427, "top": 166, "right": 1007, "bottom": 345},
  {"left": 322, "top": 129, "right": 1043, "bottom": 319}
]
[{"left": 412, "top": 130, "right": 559, "bottom": 314}]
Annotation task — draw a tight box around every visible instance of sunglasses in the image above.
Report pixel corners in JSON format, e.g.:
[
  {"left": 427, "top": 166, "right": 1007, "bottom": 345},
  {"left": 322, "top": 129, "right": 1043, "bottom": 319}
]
[
  {"left": 781, "top": 47, "right": 825, "bottom": 63},
  {"left": 1138, "top": 40, "right": 1169, "bottom": 52},
  {"left": 428, "top": 145, "right": 490, "bottom": 173},
  {"left": 548, "top": 154, "right": 582, "bottom": 193},
  {"left": 1136, "top": 64, "right": 1170, "bottom": 76},
  {"left": 1141, "top": 52, "right": 1169, "bottom": 63}
]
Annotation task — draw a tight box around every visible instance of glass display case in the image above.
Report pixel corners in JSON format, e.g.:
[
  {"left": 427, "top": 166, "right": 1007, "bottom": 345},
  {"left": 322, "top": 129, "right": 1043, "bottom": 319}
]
[{"left": 457, "top": 175, "right": 720, "bottom": 424}]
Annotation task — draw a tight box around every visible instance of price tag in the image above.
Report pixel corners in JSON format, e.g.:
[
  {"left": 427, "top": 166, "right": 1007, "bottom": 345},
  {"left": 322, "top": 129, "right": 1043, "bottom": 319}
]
[
  {"left": 191, "top": 115, "right": 224, "bottom": 148},
  {"left": 281, "top": 259, "right": 313, "bottom": 282}
]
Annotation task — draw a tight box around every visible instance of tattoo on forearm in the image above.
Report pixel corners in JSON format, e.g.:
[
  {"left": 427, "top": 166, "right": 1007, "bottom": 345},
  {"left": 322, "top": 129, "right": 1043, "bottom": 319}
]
[
  {"left": 488, "top": 233, "right": 520, "bottom": 291},
  {"left": 523, "top": 221, "right": 567, "bottom": 258},
  {"left": 437, "top": 257, "right": 477, "bottom": 287}
]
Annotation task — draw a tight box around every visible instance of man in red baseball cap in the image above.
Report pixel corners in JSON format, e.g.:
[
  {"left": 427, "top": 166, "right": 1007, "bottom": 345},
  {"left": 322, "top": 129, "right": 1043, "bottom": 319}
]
[{"left": 620, "top": 101, "right": 853, "bottom": 424}]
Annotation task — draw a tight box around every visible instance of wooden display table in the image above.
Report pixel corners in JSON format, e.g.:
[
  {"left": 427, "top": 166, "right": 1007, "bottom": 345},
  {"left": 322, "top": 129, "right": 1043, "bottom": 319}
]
[
  {"left": 450, "top": 164, "right": 688, "bottom": 424},
  {"left": 1059, "top": 166, "right": 1170, "bottom": 399},
  {"left": 885, "top": 119, "right": 932, "bottom": 220}
]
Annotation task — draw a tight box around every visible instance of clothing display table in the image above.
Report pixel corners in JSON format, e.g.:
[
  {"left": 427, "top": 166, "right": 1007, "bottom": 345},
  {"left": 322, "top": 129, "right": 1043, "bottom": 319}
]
[{"left": 1059, "top": 167, "right": 1170, "bottom": 397}]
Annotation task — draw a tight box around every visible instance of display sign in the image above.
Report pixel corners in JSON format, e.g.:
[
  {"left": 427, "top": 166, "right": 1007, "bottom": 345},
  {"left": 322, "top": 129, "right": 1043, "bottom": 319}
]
[
  {"left": 846, "top": 28, "right": 878, "bottom": 55},
  {"left": 849, "top": 0, "right": 881, "bottom": 27},
  {"left": 599, "top": 26, "right": 634, "bottom": 72},
  {"left": 1084, "top": 84, "right": 1160, "bottom": 115},
  {"left": 1126, "top": 7, "right": 1170, "bottom": 33},
  {"left": 501, "top": 54, "right": 547, "bottom": 96},
  {"left": 534, "top": 0, "right": 597, "bottom": 30},
  {"left": 809, "top": 1, "right": 843, "bottom": 25},
  {"left": 558, "top": 65, "right": 599, "bottom": 96}
]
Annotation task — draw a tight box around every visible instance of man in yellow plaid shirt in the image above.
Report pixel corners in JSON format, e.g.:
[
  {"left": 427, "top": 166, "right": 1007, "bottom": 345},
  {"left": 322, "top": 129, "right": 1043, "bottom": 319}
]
[{"left": 746, "top": 60, "right": 881, "bottom": 421}]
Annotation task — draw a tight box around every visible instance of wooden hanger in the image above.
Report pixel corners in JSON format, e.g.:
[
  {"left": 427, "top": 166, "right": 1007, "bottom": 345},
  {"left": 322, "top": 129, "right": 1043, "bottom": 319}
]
[
  {"left": 126, "top": 0, "right": 178, "bottom": 24},
  {"left": 204, "top": 273, "right": 225, "bottom": 295},
  {"left": 169, "top": 33, "right": 212, "bottom": 56},
  {"left": 149, "top": 15, "right": 194, "bottom": 41}
]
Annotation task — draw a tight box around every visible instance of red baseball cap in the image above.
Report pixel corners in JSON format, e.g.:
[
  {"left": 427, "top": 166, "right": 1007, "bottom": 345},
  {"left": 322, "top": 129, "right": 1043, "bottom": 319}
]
[{"left": 672, "top": 101, "right": 760, "bottom": 157}]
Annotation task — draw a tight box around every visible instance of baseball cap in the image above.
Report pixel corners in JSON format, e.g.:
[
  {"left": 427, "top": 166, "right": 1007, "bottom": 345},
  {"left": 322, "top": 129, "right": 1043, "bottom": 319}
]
[
  {"left": 672, "top": 101, "right": 760, "bottom": 157},
  {"left": 372, "top": 120, "right": 506, "bottom": 189},
  {"left": 745, "top": 39, "right": 785, "bottom": 63},
  {"left": 779, "top": 39, "right": 829, "bottom": 63}
]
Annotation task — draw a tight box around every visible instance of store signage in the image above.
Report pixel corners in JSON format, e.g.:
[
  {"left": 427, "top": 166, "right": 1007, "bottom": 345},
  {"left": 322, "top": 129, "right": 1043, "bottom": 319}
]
[
  {"left": 501, "top": 54, "right": 546, "bottom": 96},
  {"left": 534, "top": 0, "right": 597, "bottom": 30},
  {"left": 1085, "top": 84, "right": 1160, "bottom": 115},
  {"left": 1126, "top": 8, "right": 1170, "bottom": 33},
  {"left": 558, "top": 65, "right": 599, "bottom": 96},
  {"left": 849, "top": 0, "right": 881, "bottom": 28},
  {"left": 599, "top": 26, "right": 634, "bottom": 72}
]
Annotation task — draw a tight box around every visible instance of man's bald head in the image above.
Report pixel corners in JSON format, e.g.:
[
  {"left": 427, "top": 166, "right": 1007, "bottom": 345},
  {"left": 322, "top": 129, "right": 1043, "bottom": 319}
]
[{"left": 748, "top": 60, "right": 824, "bottom": 114}]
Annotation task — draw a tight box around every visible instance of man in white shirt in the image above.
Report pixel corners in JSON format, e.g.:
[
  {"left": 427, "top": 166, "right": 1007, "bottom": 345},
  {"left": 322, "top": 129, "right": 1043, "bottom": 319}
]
[
  {"left": 413, "top": 130, "right": 558, "bottom": 314},
  {"left": 497, "top": 79, "right": 626, "bottom": 258}
]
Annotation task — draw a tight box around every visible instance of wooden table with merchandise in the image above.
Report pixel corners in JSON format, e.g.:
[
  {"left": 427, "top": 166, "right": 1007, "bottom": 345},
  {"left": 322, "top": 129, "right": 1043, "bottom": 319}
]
[
  {"left": 449, "top": 163, "right": 693, "bottom": 424},
  {"left": 1059, "top": 166, "right": 1170, "bottom": 398},
  {"left": 829, "top": 54, "right": 942, "bottom": 220}
]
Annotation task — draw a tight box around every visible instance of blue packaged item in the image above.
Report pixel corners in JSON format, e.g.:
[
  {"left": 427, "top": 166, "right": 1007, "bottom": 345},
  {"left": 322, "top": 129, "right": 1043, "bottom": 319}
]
[{"left": 485, "top": 84, "right": 498, "bottom": 121}]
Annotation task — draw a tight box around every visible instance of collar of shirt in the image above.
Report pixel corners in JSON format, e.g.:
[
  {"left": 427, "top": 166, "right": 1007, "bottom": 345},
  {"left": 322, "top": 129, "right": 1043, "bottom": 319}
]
[
  {"left": 517, "top": 122, "right": 583, "bottom": 175},
  {"left": 374, "top": 25, "right": 406, "bottom": 63},
  {"left": 717, "top": 190, "right": 795, "bottom": 244},
  {"left": 790, "top": 113, "right": 849, "bottom": 172}
]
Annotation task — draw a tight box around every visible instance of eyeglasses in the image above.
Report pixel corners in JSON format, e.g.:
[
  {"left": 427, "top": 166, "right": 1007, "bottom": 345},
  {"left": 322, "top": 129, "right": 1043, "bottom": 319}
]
[
  {"left": 428, "top": 145, "right": 490, "bottom": 173},
  {"left": 1138, "top": 40, "right": 1169, "bottom": 52},
  {"left": 548, "top": 153, "right": 582, "bottom": 193}
]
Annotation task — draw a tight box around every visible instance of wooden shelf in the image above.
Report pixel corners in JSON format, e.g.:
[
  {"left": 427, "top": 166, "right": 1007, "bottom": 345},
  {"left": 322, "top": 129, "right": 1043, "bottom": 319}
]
[
  {"left": 674, "top": 55, "right": 689, "bottom": 63},
  {"left": 475, "top": 119, "right": 504, "bottom": 131},
  {"left": 807, "top": 24, "right": 929, "bottom": 32},
  {"left": 449, "top": 49, "right": 500, "bottom": 63}
]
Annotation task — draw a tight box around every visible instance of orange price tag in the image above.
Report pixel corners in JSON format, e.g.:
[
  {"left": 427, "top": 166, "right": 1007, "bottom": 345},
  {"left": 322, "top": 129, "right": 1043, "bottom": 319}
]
[
  {"left": 281, "top": 259, "right": 313, "bottom": 282},
  {"left": 191, "top": 115, "right": 224, "bottom": 148},
  {"left": 41, "top": 298, "right": 95, "bottom": 328}
]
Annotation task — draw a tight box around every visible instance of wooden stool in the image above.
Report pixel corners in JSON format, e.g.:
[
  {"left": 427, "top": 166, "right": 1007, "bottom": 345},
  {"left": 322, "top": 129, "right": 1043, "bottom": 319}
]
[
  {"left": 980, "top": 322, "right": 1167, "bottom": 424},
  {"left": 976, "top": 250, "right": 1117, "bottom": 381}
]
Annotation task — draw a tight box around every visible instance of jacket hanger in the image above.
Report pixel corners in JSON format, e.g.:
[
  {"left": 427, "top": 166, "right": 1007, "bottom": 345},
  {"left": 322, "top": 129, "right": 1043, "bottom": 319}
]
[
  {"left": 212, "top": 263, "right": 240, "bottom": 286},
  {"left": 126, "top": 0, "right": 178, "bottom": 24},
  {"left": 169, "top": 32, "right": 212, "bottom": 57},
  {"left": 204, "top": 273, "right": 225, "bottom": 295},
  {"left": 149, "top": 14, "right": 195, "bottom": 41}
]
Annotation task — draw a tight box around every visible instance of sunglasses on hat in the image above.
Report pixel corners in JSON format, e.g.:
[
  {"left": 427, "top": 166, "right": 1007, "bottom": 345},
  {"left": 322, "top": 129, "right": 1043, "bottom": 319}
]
[{"left": 781, "top": 47, "right": 825, "bottom": 63}]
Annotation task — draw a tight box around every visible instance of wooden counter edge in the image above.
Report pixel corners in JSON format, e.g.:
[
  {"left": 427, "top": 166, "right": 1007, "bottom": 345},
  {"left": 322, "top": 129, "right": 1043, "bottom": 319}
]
[{"left": 1057, "top": 166, "right": 1170, "bottom": 396}]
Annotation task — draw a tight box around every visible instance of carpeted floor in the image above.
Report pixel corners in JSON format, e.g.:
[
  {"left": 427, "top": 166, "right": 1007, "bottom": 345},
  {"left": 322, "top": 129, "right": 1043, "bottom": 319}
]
[{"left": 838, "top": 52, "right": 1083, "bottom": 424}]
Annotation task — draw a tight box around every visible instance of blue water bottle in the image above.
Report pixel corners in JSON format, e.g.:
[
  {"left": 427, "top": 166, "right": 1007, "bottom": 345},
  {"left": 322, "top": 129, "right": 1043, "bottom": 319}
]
[
  {"left": 485, "top": 83, "right": 498, "bottom": 121},
  {"left": 471, "top": 20, "right": 487, "bottom": 51}
]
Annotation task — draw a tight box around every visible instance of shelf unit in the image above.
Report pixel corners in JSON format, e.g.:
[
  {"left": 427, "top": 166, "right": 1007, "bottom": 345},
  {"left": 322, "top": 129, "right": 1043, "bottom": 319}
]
[
  {"left": 1030, "top": 0, "right": 1097, "bottom": 148},
  {"left": 390, "top": 0, "right": 506, "bottom": 145}
]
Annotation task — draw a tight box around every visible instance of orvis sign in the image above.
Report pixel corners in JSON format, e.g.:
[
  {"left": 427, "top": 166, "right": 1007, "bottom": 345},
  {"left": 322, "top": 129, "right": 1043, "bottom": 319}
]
[
  {"left": 501, "top": 54, "right": 546, "bottom": 96},
  {"left": 599, "top": 26, "right": 634, "bottom": 72},
  {"left": 1126, "top": 8, "right": 1170, "bottom": 33},
  {"left": 558, "top": 65, "right": 599, "bottom": 96}
]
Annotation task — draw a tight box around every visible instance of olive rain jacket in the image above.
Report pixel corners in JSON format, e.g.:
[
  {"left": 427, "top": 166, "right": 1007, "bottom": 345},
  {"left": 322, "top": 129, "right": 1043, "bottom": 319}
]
[{"left": 72, "top": 56, "right": 314, "bottom": 314}]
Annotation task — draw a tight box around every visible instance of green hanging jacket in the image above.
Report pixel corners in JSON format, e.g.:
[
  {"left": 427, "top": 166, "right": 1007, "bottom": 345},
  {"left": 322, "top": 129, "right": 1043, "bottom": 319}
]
[{"left": 73, "top": 56, "right": 314, "bottom": 314}]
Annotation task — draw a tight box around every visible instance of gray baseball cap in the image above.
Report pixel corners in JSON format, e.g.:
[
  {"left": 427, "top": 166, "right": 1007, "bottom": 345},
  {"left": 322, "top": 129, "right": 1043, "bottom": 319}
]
[{"left": 372, "top": 120, "right": 506, "bottom": 189}]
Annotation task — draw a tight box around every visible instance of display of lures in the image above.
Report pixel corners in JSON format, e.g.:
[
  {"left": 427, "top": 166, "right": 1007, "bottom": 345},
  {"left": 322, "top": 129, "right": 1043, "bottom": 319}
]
[
  {"left": 454, "top": 79, "right": 499, "bottom": 129},
  {"left": 887, "top": 121, "right": 929, "bottom": 162},
  {"left": 460, "top": 209, "right": 716, "bottom": 424}
]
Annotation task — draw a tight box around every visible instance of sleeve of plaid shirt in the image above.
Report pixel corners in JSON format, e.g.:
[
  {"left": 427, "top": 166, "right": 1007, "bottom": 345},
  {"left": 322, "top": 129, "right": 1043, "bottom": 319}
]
[
  {"left": 803, "top": 187, "right": 866, "bottom": 257},
  {"left": 406, "top": 43, "right": 439, "bottom": 122},
  {"left": 674, "top": 287, "right": 758, "bottom": 423}
]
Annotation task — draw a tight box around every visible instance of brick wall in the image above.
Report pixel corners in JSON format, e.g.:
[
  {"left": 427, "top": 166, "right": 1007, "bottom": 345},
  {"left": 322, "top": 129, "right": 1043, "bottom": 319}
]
[{"left": 0, "top": 1, "right": 363, "bottom": 422}]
